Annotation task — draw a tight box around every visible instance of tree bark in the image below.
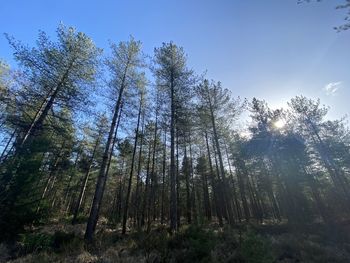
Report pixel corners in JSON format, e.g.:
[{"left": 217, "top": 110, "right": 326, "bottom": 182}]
[
  {"left": 207, "top": 94, "right": 235, "bottom": 225},
  {"left": 122, "top": 93, "right": 143, "bottom": 234},
  {"left": 169, "top": 69, "right": 177, "bottom": 232},
  {"left": 72, "top": 136, "right": 100, "bottom": 224},
  {"left": 161, "top": 129, "right": 167, "bottom": 224},
  {"left": 134, "top": 110, "right": 145, "bottom": 227},
  {"left": 204, "top": 131, "right": 223, "bottom": 226},
  {"left": 85, "top": 62, "right": 128, "bottom": 241}
]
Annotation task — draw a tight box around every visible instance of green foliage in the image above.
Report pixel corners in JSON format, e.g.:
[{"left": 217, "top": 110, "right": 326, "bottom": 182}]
[
  {"left": 52, "top": 231, "right": 84, "bottom": 252},
  {"left": 133, "top": 226, "right": 219, "bottom": 262},
  {"left": 69, "top": 214, "right": 88, "bottom": 224},
  {"left": 135, "top": 227, "right": 169, "bottom": 256},
  {"left": 211, "top": 227, "right": 239, "bottom": 262},
  {"left": 1, "top": 22, "right": 350, "bottom": 263},
  {"left": 20, "top": 233, "right": 53, "bottom": 254},
  {"left": 18, "top": 230, "right": 83, "bottom": 256},
  {"left": 240, "top": 230, "right": 274, "bottom": 263},
  {"left": 0, "top": 143, "right": 45, "bottom": 240},
  {"left": 167, "top": 226, "right": 217, "bottom": 262}
]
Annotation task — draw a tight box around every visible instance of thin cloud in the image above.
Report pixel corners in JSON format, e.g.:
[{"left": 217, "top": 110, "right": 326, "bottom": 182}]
[{"left": 324, "top": 81, "right": 342, "bottom": 96}]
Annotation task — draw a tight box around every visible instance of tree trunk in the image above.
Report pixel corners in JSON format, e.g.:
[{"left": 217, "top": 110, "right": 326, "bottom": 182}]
[
  {"left": 204, "top": 131, "right": 223, "bottom": 226},
  {"left": 161, "top": 129, "right": 167, "bottom": 225},
  {"left": 85, "top": 65, "right": 128, "bottom": 241},
  {"left": 20, "top": 61, "right": 75, "bottom": 148},
  {"left": 169, "top": 73, "right": 177, "bottom": 232},
  {"left": 0, "top": 129, "right": 16, "bottom": 162},
  {"left": 207, "top": 96, "right": 234, "bottom": 225},
  {"left": 134, "top": 110, "right": 145, "bottom": 227},
  {"left": 224, "top": 141, "right": 242, "bottom": 222},
  {"left": 147, "top": 108, "right": 159, "bottom": 231},
  {"left": 64, "top": 149, "right": 82, "bottom": 205},
  {"left": 141, "top": 138, "right": 152, "bottom": 227},
  {"left": 188, "top": 138, "right": 198, "bottom": 224},
  {"left": 184, "top": 146, "right": 192, "bottom": 224},
  {"left": 235, "top": 158, "right": 250, "bottom": 222},
  {"left": 122, "top": 94, "right": 143, "bottom": 234},
  {"left": 176, "top": 129, "right": 181, "bottom": 228},
  {"left": 72, "top": 137, "right": 100, "bottom": 224}
]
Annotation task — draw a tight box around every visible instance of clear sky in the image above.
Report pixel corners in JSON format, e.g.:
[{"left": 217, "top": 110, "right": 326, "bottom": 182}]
[{"left": 1, "top": 0, "right": 349, "bottom": 121}]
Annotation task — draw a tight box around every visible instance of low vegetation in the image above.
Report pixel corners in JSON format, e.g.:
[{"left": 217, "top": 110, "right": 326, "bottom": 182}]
[{"left": 1, "top": 220, "right": 350, "bottom": 262}]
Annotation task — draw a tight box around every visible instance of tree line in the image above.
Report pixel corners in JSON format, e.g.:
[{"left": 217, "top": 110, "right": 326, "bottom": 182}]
[{"left": 0, "top": 24, "right": 349, "bottom": 242}]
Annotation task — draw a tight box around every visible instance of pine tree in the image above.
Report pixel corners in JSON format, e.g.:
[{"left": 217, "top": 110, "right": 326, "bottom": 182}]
[
  {"left": 85, "top": 37, "right": 144, "bottom": 241},
  {"left": 153, "top": 42, "right": 194, "bottom": 232}
]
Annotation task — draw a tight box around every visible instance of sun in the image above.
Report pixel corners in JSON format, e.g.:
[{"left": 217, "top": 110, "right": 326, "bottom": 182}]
[{"left": 274, "top": 119, "right": 286, "bottom": 129}]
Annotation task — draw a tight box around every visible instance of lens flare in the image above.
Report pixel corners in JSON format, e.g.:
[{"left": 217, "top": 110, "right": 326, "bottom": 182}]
[{"left": 274, "top": 119, "right": 286, "bottom": 129}]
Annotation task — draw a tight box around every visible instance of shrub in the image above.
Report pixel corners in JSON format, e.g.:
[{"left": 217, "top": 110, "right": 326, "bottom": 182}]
[
  {"left": 19, "top": 233, "right": 53, "bottom": 254},
  {"left": 51, "top": 231, "right": 83, "bottom": 254},
  {"left": 135, "top": 227, "right": 169, "bottom": 256},
  {"left": 19, "top": 230, "right": 82, "bottom": 256},
  {"left": 167, "top": 226, "right": 217, "bottom": 262},
  {"left": 211, "top": 227, "right": 239, "bottom": 262},
  {"left": 240, "top": 230, "right": 274, "bottom": 263}
]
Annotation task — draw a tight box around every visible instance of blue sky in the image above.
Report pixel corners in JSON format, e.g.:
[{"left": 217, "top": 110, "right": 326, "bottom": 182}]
[{"left": 1, "top": 0, "right": 349, "bottom": 121}]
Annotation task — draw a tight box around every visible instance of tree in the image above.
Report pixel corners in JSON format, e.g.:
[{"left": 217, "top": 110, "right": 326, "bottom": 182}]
[
  {"left": 196, "top": 80, "right": 245, "bottom": 225},
  {"left": 122, "top": 78, "right": 146, "bottom": 234},
  {"left": 5, "top": 24, "right": 101, "bottom": 150},
  {"left": 289, "top": 96, "right": 350, "bottom": 213},
  {"left": 0, "top": 25, "right": 100, "bottom": 239},
  {"left": 85, "top": 37, "right": 144, "bottom": 241},
  {"left": 72, "top": 114, "right": 108, "bottom": 224},
  {"left": 153, "top": 42, "right": 194, "bottom": 232},
  {"left": 299, "top": 0, "right": 350, "bottom": 31}
]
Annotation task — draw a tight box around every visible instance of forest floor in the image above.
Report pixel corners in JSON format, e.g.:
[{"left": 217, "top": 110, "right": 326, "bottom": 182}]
[{"left": 1, "top": 217, "right": 350, "bottom": 263}]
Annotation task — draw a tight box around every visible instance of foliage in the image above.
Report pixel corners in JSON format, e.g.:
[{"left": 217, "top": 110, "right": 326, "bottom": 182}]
[
  {"left": 19, "top": 233, "right": 53, "bottom": 254},
  {"left": 1, "top": 23, "right": 350, "bottom": 263},
  {"left": 166, "top": 226, "right": 217, "bottom": 262},
  {"left": 240, "top": 230, "right": 274, "bottom": 263}
]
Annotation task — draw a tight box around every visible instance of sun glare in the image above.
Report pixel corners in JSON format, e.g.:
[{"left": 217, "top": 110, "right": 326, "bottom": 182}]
[{"left": 274, "top": 119, "right": 286, "bottom": 129}]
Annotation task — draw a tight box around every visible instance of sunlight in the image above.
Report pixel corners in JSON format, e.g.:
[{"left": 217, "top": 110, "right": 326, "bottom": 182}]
[
  {"left": 274, "top": 119, "right": 286, "bottom": 129},
  {"left": 239, "top": 130, "right": 251, "bottom": 138}
]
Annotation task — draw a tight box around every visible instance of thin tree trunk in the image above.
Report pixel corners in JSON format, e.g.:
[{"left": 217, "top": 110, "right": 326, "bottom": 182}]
[
  {"left": 204, "top": 131, "right": 223, "bottom": 226},
  {"left": 212, "top": 139, "right": 228, "bottom": 222},
  {"left": 122, "top": 94, "right": 143, "bottom": 234},
  {"left": 188, "top": 138, "right": 198, "bottom": 225},
  {"left": 141, "top": 137, "right": 152, "bottom": 227},
  {"left": 303, "top": 167, "right": 332, "bottom": 224},
  {"left": 176, "top": 129, "right": 181, "bottom": 228},
  {"left": 110, "top": 159, "right": 125, "bottom": 221},
  {"left": 184, "top": 146, "right": 192, "bottom": 224},
  {"left": 35, "top": 143, "right": 65, "bottom": 215},
  {"left": 236, "top": 158, "right": 250, "bottom": 221},
  {"left": 147, "top": 108, "right": 159, "bottom": 231},
  {"left": 20, "top": 61, "right": 75, "bottom": 148},
  {"left": 207, "top": 95, "right": 234, "bottom": 225},
  {"left": 134, "top": 110, "right": 145, "bottom": 227},
  {"left": 72, "top": 136, "right": 101, "bottom": 224},
  {"left": 64, "top": 149, "right": 82, "bottom": 205},
  {"left": 85, "top": 62, "right": 128, "bottom": 241},
  {"left": 161, "top": 129, "right": 167, "bottom": 224},
  {"left": 169, "top": 72, "right": 177, "bottom": 232},
  {"left": 224, "top": 141, "right": 241, "bottom": 222},
  {"left": 0, "top": 129, "right": 16, "bottom": 162},
  {"left": 309, "top": 122, "right": 350, "bottom": 205}
]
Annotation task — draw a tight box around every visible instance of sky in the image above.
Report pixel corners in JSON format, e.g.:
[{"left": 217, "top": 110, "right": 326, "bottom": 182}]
[{"left": 1, "top": 0, "right": 349, "bottom": 122}]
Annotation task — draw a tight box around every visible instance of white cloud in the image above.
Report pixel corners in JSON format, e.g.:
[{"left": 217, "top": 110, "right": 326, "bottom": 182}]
[{"left": 324, "top": 81, "right": 342, "bottom": 96}]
